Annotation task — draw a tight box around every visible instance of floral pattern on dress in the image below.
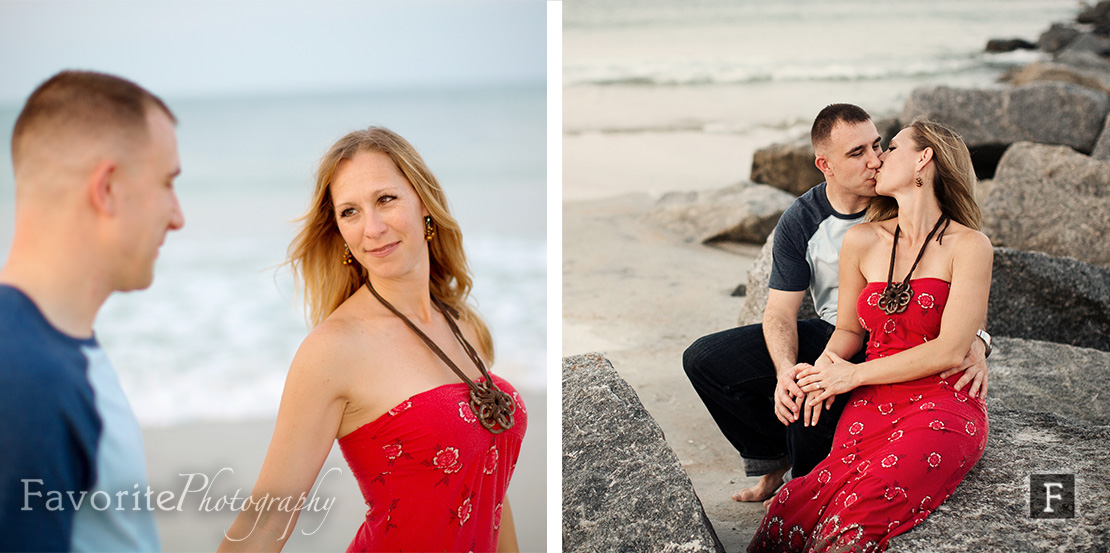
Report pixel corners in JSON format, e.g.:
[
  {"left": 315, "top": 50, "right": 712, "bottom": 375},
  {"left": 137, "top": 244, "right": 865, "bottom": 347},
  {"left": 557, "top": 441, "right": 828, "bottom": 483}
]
[
  {"left": 388, "top": 400, "right": 413, "bottom": 416},
  {"left": 750, "top": 279, "right": 987, "bottom": 553},
  {"left": 458, "top": 401, "right": 478, "bottom": 424},
  {"left": 433, "top": 446, "right": 463, "bottom": 475},
  {"left": 484, "top": 444, "right": 499, "bottom": 475}
]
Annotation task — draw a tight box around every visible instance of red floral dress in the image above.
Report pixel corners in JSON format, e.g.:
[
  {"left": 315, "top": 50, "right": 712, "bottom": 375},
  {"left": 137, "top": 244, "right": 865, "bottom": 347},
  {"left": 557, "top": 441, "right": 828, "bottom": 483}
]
[
  {"left": 338, "top": 375, "right": 527, "bottom": 552},
  {"left": 749, "top": 278, "right": 988, "bottom": 552}
]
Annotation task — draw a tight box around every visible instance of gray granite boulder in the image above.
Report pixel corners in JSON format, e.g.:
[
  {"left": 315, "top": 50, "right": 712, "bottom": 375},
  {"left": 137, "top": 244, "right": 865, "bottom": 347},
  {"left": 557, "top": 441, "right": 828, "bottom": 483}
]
[
  {"left": 889, "top": 409, "right": 1110, "bottom": 552},
  {"left": 1003, "top": 60, "right": 1110, "bottom": 96},
  {"left": 1056, "top": 48, "right": 1110, "bottom": 73},
  {"left": 1059, "top": 32, "right": 1110, "bottom": 58},
  {"left": 738, "top": 229, "right": 818, "bottom": 326},
  {"left": 1078, "top": 0, "right": 1110, "bottom": 27},
  {"left": 901, "top": 83, "right": 1110, "bottom": 154},
  {"left": 981, "top": 142, "right": 1110, "bottom": 268},
  {"left": 1093, "top": 113, "right": 1110, "bottom": 161},
  {"left": 1038, "top": 23, "right": 1080, "bottom": 53},
  {"left": 562, "top": 353, "right": 725, "bottom": 553},
  {"left": 989, "top": 248, "right": 1110, "bottom": 352},
  {"left": 645, "top": 184, "right": 795, "bottom": 245},
  {"left": 985, "top": 38, "right": 1037, "bottom": 53},
  {"left": 985, "top": 336, "right": 1110, "bottom": 424},
  {"left": 750, "top": 135, "right": 825, "bottom": 197}
]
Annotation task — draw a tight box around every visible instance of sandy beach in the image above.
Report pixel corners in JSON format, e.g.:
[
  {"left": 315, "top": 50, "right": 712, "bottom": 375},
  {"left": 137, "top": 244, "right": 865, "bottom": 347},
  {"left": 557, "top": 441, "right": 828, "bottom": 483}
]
[
  {"left": 563, "top": 195, "right": 769, "bottom": 551},
  {"left": 143, "top": 388, "right": 546, "bottom": 552}
]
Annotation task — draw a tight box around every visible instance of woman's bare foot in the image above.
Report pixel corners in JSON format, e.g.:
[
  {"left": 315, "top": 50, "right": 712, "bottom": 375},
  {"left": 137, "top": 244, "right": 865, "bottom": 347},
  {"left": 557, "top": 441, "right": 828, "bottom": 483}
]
[{"left": 731, "top": 466, "right": 788, "bottom": 502}]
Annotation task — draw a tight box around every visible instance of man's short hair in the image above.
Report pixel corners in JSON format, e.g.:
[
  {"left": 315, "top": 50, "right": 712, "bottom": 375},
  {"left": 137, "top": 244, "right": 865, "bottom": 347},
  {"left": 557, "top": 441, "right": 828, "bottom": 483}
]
[
  {"left": 11, "top": 70, "right": 176, "bottom": 171},
  {"left": 811, "top": 103, "right": 871, "bottom": 151}
]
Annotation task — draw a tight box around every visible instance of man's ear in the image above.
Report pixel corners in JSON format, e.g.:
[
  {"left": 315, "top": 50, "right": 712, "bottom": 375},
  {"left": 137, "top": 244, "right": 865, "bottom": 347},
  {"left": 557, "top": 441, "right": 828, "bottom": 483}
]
[
  {"left": 88, "top": 161, "right": 117, "bottom": 217},
  {"left": 815, "top": 154, "right": 832, "bottom": 177}
]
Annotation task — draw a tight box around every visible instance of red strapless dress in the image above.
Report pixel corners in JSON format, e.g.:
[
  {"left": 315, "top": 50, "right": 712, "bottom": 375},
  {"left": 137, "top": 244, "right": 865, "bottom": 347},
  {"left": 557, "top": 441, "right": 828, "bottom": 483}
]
[
  {"left": 338, "top": 375, "right": 527, "bottom": 552},
  {"left": 750, "top": 278, "right": 988, "bottom": 552}
]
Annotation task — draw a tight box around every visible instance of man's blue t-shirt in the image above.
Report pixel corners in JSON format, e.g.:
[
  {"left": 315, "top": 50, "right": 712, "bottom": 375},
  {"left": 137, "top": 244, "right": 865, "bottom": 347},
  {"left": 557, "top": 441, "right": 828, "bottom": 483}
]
[
  {"left": 769, "top": 182, "right": 867, "bottom": 325},
  {"left": 0, "top": 285, "right": 160, "bottom": 551}
]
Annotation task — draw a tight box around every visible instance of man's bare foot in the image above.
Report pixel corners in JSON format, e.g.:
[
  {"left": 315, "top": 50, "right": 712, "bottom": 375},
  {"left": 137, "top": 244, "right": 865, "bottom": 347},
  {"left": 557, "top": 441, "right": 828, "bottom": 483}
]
[{"left": 731, "top": 467, "right": 788, "bottom": 502}]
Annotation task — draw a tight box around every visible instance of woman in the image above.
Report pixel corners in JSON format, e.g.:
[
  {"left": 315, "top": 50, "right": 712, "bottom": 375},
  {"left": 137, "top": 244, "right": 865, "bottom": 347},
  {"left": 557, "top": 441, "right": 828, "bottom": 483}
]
[
  {"left": 748, "top": 118, "right": 991, "bottom": 552},
  {"left": 220, "top": 127, "right": 526, "bottom": 552}
]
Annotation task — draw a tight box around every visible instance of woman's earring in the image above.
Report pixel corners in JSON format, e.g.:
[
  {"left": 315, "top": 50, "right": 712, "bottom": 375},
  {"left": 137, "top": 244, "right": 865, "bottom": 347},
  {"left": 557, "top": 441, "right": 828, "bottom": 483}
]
[
  {"left": 424, "top": 216, "right": 436, "bottom": 241},
  {"left": 915, "top": 173, "right": 924, "bottom": 187},
  {"left": 342, "top": 244, "right": 355, "bottom": 266}
]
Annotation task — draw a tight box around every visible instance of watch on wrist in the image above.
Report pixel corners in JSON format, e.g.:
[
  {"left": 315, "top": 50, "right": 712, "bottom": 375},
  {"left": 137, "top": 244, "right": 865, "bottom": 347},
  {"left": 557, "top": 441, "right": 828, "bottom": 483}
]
[{"left": 976, "top": 329, "right": 992, "bottom": 358}]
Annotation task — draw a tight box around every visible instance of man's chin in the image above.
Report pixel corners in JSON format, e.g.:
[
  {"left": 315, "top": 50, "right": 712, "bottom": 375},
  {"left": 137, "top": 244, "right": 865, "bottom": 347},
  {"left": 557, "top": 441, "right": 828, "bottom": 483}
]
[{"left": 117, "top": 271, "right": 156, "bottom": 293}]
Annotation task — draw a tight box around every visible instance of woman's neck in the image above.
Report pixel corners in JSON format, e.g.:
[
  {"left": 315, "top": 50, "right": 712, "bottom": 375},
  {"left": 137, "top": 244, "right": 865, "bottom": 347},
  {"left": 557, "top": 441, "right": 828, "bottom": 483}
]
[
  {"left": 366, "top": 268, "right": 435, "bottom": 324},
  {"left": 893, "top": 190, "right": 944, "bottom": 245}
]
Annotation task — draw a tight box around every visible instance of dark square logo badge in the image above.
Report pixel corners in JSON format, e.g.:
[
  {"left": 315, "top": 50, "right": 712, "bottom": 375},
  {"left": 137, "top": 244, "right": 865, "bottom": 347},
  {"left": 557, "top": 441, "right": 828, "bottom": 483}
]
[{"left": 1030, "top": 473, "right": 1075, "bottom": 519}]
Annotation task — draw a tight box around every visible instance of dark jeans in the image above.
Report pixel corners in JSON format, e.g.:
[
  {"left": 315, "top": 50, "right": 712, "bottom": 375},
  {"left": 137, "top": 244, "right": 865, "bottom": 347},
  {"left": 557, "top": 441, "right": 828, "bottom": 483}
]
[{"left": 683, "top": 319, "right": 864, "bottom": 478}]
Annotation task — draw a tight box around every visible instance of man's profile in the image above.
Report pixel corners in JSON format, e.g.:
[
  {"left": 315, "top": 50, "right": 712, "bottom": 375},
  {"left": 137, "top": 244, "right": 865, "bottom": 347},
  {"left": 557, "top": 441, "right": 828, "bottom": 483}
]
[{"left": 0, "top": 70, "right": 183, "bottom": 551}]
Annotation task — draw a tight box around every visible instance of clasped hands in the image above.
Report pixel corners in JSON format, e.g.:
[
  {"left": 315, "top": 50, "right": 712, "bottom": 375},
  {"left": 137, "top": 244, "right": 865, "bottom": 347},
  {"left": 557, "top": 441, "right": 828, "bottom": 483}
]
[
  {"left": 773, "top": 343, "right": 990, "bottom": 428},
  {"left": 773, "top": 352, "right": 854, "bottom": 428}
]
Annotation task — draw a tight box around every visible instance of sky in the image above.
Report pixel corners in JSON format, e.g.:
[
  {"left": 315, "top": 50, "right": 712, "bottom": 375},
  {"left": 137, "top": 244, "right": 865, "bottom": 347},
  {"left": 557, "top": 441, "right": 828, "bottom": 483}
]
[{"left": 0, "top": 0, "right": 547, "bottom": 105}]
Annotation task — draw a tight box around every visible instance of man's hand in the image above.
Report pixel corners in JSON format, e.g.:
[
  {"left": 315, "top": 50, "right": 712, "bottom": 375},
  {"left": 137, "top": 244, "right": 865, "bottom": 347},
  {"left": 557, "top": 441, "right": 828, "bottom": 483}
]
[
  {"left": 938, "top": 336, "right": 988, "bottom": 398},
  {"left": 774, "top": 364, "right": 807, "bottom": 425}
]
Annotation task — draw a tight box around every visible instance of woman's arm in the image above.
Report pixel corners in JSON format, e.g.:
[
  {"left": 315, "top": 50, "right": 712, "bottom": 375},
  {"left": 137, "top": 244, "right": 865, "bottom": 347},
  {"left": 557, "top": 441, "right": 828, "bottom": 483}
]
[
  {"left": 497, "top": 498, "right": 519, "bottom": 553},
  {"left": 218, "top": 327, "right": 349, "bottom": 552},
  {"left": 801, "top": 224, "right": 869, "bottom": 426},
  {"left": 800, "top": 230, "right": 993, "bottom": 405}
]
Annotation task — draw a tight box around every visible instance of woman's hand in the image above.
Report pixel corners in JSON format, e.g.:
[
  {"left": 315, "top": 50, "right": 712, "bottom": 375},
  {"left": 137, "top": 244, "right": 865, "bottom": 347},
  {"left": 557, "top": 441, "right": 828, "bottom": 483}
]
[
  {"left": 796, "top": 352, "right": 859, "bottom": 407},
  {"left": 801, "top": 390, "right": 836, "bottom": 427}
]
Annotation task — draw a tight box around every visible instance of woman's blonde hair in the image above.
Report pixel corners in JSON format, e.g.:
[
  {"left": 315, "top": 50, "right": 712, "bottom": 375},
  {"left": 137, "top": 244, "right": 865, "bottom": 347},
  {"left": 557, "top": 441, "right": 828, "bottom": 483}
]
[
  {"left": 867, "top": 117, "right": 982, "bottom": 230},
  {"left": 288, "top": 126, "right": 493, "bottom": 360}
]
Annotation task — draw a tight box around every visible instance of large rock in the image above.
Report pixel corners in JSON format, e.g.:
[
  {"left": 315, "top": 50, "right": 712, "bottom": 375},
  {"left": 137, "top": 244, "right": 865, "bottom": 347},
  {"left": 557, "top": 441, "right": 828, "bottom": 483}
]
[
  {"left": 989, "top": 248, "right": 1110, "bottom": 352},
  {"left": 645, "top": 184, "right": 796, "bottom": 244},
  {"left": 981, "top": 142, "right": 1110, "bottom": 268},
  {"left": 901, "top": 83, "right": 1110, "bottom": 154},
  {"left": 562, "top": 353, "right": 725, "bottom": 553},
  {"left": 750, "top": 135, "right": 825, "bottom": 197},
  {"left": 1077, "top": 0, "right": 1110, "bottom": 27},
  {"left": 985, "top": 336, "right": 1110, "bottom": 424},
  {"left": 985, "top": 38, "right": 1037, "bottom": 53},
  {"left": 1038, "top": 23, "right": 1081, "bottom": 53},
  {"left": 1003, "top": 60, "right": 1110, "bottom": 96},
  {"left": 738, "top": 229, "right": 818, "bottom": 326},
  {"left": 889, "top": 409, "right": 1110, "bottom": 552},
  {"left": 1093, "top": 113, "right": 1110, "bottom": 160},
  {"left": 1059, "top": 32, "right": 1110, "bottom": 58}
]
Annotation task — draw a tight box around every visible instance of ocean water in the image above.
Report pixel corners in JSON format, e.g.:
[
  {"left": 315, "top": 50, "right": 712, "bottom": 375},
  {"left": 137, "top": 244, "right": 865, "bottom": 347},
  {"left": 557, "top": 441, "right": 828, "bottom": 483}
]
[
  {"left": 564, "top": 0, "right": 1081, "bottom": 200},
  {"left": 0, "top": 84, "right": 546, "bottom": 426}
]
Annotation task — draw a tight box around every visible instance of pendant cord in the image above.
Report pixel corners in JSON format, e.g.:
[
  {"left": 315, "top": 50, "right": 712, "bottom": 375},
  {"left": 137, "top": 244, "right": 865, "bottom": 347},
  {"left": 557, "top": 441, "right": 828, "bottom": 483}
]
[
  {"left": 364, "top": 280, "right": 515, "bottom": 432},
  {"left": 886, "top": 215, "right": 950, "bottom": 288}
]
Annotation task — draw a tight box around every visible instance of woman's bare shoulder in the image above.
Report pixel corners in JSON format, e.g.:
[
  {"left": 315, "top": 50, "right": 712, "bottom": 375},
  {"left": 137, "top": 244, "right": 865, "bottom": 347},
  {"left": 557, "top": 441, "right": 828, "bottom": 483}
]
[
  {"left": 944, "top": 221, "right": 992, "bottom": 254},
  {"left": 291, "top": 303, "right": 388, "bottom": 380},
  {"left": 843, "top": 220, "right": 888, "bottom": 248}
]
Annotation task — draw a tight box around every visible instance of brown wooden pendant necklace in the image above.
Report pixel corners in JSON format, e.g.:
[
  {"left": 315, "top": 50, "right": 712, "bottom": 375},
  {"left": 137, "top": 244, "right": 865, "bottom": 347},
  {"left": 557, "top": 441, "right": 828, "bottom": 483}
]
[
  {"left": 366, "top": 280, "right": 515, "bottom": 434},
  {"left": 877, "top": 215, "right": 950, "bottom": 315}
]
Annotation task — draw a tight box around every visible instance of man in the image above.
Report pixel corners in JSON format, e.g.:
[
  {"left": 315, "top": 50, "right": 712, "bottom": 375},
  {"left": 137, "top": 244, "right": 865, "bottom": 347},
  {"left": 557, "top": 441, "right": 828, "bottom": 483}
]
[
  {"left": 0, "top": 71, "right": 184, "bottom": 551},
  {"left": 683, "top": 104, "right": 988, "bottom": 503}
]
